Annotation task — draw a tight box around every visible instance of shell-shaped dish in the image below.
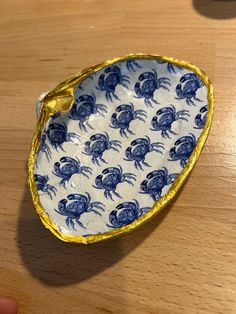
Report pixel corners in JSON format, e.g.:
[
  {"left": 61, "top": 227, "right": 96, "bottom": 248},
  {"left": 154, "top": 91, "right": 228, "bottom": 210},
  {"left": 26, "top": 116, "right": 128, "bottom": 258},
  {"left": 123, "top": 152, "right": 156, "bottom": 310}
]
[{"left": 28, "top": 54, "right": 213, "bottom": 244}]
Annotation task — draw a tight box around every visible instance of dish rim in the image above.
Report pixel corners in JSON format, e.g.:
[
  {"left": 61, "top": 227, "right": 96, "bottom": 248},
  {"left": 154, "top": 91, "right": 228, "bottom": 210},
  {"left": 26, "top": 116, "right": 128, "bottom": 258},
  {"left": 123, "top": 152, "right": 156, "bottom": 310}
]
[{"left": 28, "top": 53, "right": 214, "bottom": 244}]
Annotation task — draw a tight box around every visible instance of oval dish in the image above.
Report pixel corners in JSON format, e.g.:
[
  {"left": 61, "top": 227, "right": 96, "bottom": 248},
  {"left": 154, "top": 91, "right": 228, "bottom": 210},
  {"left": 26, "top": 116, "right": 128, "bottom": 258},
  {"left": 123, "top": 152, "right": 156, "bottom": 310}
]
[{"left": 28, "top": 54, "right": 214, "bottom": 244}]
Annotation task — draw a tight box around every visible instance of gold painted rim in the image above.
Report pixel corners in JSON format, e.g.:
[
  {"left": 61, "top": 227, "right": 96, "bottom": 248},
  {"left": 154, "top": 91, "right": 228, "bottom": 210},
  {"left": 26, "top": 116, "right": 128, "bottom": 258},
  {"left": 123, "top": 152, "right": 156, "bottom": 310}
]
[{"left": 28, "top": 53, "right": 214, "bottom": 244}]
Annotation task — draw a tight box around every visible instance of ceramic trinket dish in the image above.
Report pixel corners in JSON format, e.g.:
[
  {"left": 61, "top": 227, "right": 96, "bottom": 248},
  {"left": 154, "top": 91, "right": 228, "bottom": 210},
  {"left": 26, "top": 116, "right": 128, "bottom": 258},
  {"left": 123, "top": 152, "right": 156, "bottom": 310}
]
[{"left": 28, "top": 54, "right": 214, "bottom": 244}]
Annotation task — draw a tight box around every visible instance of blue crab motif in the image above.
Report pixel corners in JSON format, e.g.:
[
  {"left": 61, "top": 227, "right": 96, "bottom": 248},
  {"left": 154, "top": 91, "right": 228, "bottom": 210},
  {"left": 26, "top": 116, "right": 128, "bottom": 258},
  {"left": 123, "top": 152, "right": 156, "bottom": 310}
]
[
  {"left": 83, "top": 132, "right": 121, "bottom": 165},
  {"left": 140, "top": 168, "right": 178, "bottom": 201},
  {"left": 195, "top": 105, "right": 208, "bottom": 129},
  {"left": 126, "top": 60, "right": 142, "bottom": 72},
  {"left": 69, "top": 93, "right": 107, "bottom": 131},
  {"left": 156, "top": 60, "right": 183, "bottom": 74},
  {"left": 150, "top": 105, "right": 190, "bottom": 139},
  {"left": 34, "top": 174, "right": 57, "bottom": 199},
  {"left": 53, "top": 156, "right": 92, "bottom": 188},
  {"left": 124, "top": 136, "right": 164, "bottom": 170},
  {"left": 107, "top": 200, "right": 151, "bottom": 228},
  {"left": 46, "top": 122, "right": 80, "bottom": 152},
  {"left": 176, "top": 73, "right": 204, "bottom": 106},
  {"left": 97, "top": 65, "right": 130, "bottom": 101},
  {"left": 110, "top": 103, "right": 147, "bottom": 137},
  {"left": 169, "top": 133, "right": 196, "bottom": 168},
  {"left": 37, "top": 131, "right": 52, "bottom": 162},
  {"left": 55, "top": 193, "right": 104, "bottom": 230},
  {"left": 94, "top": 165, "right": 136, "bottom": 200},
  {"left": 134, "top": 69, "right": 171, "bottom": 106}
]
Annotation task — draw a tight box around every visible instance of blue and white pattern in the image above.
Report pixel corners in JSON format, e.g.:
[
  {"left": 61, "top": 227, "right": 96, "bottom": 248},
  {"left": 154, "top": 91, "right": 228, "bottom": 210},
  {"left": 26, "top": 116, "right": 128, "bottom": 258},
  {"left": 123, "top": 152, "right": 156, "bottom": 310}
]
[
  {"left": 53, "top": 156, "right": 92, "bottom": 188},
  {"left": 34, "top": 58, "right": 208, "bottom": 237},
  {"left": 97, "top": 65, "right": 130, "bottom": 101},
  {"left": 195, "top": 105, "right": 208, "bottom": 129},
  {"left": 107, "top": 200, "right": 150, "bottom": 228},
  {"left": 69, "top": 93, "right": 107, "bottom": 131},
  {"left": 134, "top": 69, "right": 171, "bottom": 106},
  {"left": 38, "top": 131, "right": 52, "bottom": 161},
  {"left": 150, "top": 105, "right": 190, "bottom": 138},
  {"left": 47, "top": 122, "right": 80, "bottom": 151},
  {"left": 156, "top": 60, "right": 183, "bottom": 74},
  {"left": 34, "top": 174, "right": 57, "bottom": 199},
  {"left": 176, "top": 73, "right": 204, "bottom": 106},
  {"left": 110, "top": 103, "right": 147, "bottom": 137},
  {"left": 94, "top": 165, "right": 136, "bottom": 200},
  {"left": 140, "top": 168, "right": 178, "bottom": 201},
  {"left": 83, "top": 132, "right": 121, "bottom": 165},
  {"left": 169, "top": 133, "right": 196, "bottom": 168},
  {"left": 55, "top": 193, "right": 104, "bottom": 230},
  {"left": 126, "top": 60, "right": 142, "bottom": 72},
  {"left": 124, "top": 136, "right": 164, "bottom": 170}
]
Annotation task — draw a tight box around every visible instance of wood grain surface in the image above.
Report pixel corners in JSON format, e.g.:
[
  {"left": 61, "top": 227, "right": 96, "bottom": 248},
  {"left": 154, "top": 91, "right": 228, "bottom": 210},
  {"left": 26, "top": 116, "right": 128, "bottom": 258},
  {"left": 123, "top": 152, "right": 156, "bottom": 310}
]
[{"left": 0, "top": 1, "right": 236, "bottom": 313}]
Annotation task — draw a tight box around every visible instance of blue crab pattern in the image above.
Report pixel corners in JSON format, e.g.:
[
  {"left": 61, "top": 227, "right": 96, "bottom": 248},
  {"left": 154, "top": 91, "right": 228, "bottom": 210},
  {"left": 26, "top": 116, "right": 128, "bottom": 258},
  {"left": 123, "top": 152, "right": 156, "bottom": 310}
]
[
  {"left": 195, "top": 105, "right": 208, "bottom": 129},
  {"left": 83, "top": 132, "right": 121, "bottom": 165},
  {"left": 124, "top": 136, "right": 164, "bottom": 170},
  {"left": 156, "top": 60, "right": 183, "bottom": 74},
  {"left": 110, "top": 103, "right": 147, "bottom": 137},
  {"left": 134, "top": 69, "right": 171, "bottom": 106},
  {"left": 176, "top": 73, "right": 204, "bottom": 106},
  {"left": 126, "top": 60, "right": 142, "bottom": 72},
  {"left": 34, "top": 174, "right": 57, "bottom": 199},
  {"left": 107, "top": 200, "right": 151, "bottom": 228},
  {"left": 46, "top": 122, "right": 80, "bottom": 152},
  {"left": 97, "top": 65, "right": 130, "bottom": 101},
  {"left": 34, "top": 58, "right": 209, "bottom": 237},
  {"left": 55, "top": 193, "right": 104, "bottom": 230},
  {"left": 150, "top": 105, "right": 190, "bottom": 138},
  {"left": 53, "top": 156, "right": 92, "bottom": 188},
  {"left": 94, "top": 165, "right": 136, "bottom": 200},
  {"left": 169, "top": 133, "right": 197, "bottom": 168},
  {"left": 69, "top": 93, "right": 107, "bottom": 131},
  {"left": 140, "top": 168, "right": 178, "bottom": 201},
  {"left": 37, "top": 131, "right": 52, "bottom": 162}
]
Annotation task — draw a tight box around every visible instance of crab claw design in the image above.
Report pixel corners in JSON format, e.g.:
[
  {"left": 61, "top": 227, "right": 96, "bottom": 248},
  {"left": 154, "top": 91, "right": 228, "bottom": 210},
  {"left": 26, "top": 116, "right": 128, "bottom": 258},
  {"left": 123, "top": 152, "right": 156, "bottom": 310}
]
[{"left": 93, "top": 165, "right": 136, "bottom": 201}]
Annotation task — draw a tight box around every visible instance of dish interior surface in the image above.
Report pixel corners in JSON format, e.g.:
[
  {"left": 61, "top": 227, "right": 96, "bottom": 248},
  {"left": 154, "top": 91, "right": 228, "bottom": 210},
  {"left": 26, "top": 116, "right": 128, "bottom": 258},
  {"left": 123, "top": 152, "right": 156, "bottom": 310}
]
[{"left": 34, "top": 57, "right": 210, "bottom": 240}]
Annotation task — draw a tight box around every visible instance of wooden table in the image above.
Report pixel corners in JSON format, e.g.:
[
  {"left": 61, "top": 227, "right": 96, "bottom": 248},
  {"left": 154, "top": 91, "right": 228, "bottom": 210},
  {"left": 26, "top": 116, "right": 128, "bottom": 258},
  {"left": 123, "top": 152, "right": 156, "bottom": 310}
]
[{"left": 1, "top": 1, "right": 236, "bottom": 313}]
